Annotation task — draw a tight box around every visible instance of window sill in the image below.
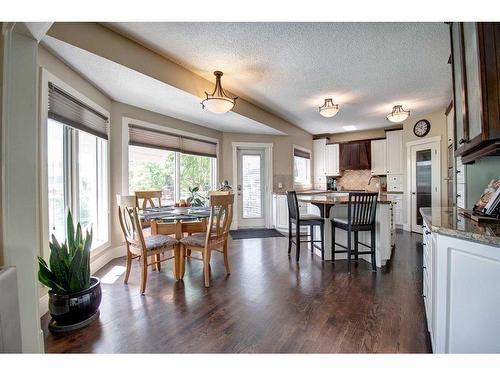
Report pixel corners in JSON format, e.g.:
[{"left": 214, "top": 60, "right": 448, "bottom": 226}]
[{"left": 90, "top": 240, "right": 111, "bottom": 259}]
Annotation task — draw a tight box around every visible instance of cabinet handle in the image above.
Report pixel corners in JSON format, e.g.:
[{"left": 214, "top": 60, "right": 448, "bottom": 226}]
[
  {"left": 456, "top": 194, "right": 461, "bottom": 198},
  {"left": 425, "top": 230, "right": 431, "bottom": 235},
  {"left": 422, "top": 266, "right": 427, "bottom": 270},
  {"left": 456, "top": 169, "right": 461, "bottom": 174},
  {"left": 458, "top": 138, "right": 467, "bottom": 145}
]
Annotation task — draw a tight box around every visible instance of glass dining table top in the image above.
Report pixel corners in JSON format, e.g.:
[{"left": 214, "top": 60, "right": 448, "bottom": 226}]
[{"left": 140, "top": 206, "right": 211, "bottom": 221}]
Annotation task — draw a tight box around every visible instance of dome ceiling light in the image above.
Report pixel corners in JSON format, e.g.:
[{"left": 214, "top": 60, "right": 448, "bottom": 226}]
[
  {"left": 386, "top": 105, "right": 410, "bottom": 123},
  {"left": 201, "top": 71, "right": 237, "bottom": 114},
  {"left": 319, "top": 98, "right": 340, "bottom": 118}
]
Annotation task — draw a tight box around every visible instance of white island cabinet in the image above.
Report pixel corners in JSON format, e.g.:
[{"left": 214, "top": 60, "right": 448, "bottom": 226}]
[{"left": 421, "top": 207, "right": 500, "bottom": 353}]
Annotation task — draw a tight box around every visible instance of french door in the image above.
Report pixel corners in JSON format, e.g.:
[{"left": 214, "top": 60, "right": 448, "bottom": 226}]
[
  {"left": 236, "top": 148, "right": 266, "bottom": 228},
  {"left": 410, "top": 142, "right": 440, "bottom": 233}
]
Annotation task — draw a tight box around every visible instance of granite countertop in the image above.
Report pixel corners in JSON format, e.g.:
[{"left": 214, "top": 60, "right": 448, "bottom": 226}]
[
  {"left": 420, "top": 207, "right": 500, "bottom": 247},
  {"left": 297, "top": 193, "right": 391, "bottom": 205}
]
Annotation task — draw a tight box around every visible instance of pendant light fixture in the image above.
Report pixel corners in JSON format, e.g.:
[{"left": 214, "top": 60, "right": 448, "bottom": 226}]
[
  {"left": 201, "top": 71, "right": 237, "bottom": 114},
  {"left": 386, "top": 105, "right": 410, "bottom": 123},
  {"left": 319, "top": 98, "right": 340, "bottom": 118}
]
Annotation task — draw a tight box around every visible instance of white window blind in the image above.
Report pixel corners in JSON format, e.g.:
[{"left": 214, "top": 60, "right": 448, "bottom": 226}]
[
  {"left": 48, "top": 82, "right": 109, "bottom": 140},
  {"left": 128, "top": 124, "right": 217, "bottom": 158}
]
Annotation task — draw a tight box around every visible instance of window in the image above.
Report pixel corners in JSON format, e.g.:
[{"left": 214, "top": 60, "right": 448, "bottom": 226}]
[
  {"left": 293, "top": 147, "right": 311, "bottom": 187},
  {"left": 47, "top": 118, "right": 109, "bottom": 249},
  {"left": 129, "top": 146, "right": 216, "bottom": 204},
  {"left": 128, "top": 146, "right": 176, "bottom": 206},
  {"left": 179, "top": 153, "right": 214, "bottom": 201}
]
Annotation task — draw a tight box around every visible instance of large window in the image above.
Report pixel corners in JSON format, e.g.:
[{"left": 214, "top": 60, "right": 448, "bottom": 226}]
[
  {"left": 47, "top": 119, "right": 109, "bottom": 249},
  {"left": 293, "top": 147, "right": 311, "bottom": 187},
  {"left": 128, "top": 146, "right": 176, "bottom": 206},
  {"left": 129, "top": 146, "right": 216, "bottom": 204}
]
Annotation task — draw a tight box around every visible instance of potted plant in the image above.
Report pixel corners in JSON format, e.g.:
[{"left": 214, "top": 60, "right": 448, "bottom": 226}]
[
  {"left": 38, "top": 210, "right": 102, "bottom": 333},
  {"left": 187, "top": 186, "right": 206, "bottom": 207}
]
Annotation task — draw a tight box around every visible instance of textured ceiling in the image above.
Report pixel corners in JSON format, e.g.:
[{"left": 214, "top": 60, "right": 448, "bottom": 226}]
[
  {"left": 106, "top": 22, "right": 452, "bottom": 134},
  {"left": 41, "top": 36, "right": 285, "bottom": 135}
]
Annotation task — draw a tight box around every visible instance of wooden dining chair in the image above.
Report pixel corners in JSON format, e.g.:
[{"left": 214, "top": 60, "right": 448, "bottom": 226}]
[
  {"left": 179, "top": 192, "right": 234, "bottom": 287},
  {"left": 135, "top": 190, "right": 162, "bottom": 210},
  {"left": 117, "top": 195, "right": 180, "bottom": 294}
]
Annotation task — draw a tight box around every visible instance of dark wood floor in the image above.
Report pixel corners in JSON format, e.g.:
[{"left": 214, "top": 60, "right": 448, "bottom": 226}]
[{"left": 42, "top": 230, "right": 431, "bottom": 353}]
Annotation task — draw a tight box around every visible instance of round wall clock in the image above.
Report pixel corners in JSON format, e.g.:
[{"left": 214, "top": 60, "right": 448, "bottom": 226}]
[{"left": 413, "top": 119, "right": 431, "bottom": 137}]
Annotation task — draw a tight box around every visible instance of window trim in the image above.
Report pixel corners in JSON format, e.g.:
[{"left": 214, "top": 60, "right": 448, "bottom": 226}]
[
  {"left": 292, "top": 144, "right": 312, "bottom": 189},
  {"left": 40, "top": 69, "right": 111, "bottom": 261}
]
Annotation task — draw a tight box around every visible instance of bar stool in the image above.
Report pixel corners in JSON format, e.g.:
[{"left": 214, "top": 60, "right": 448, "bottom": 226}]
[
  {"left": 286, "top": 191, "right": 325, "bottom": 262},
  {"left": 331, "top": 192, "right": 378, "bottom": 273}
]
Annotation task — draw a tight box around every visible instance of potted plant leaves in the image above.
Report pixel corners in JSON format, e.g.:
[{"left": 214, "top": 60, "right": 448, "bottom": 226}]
[
  {"left": 187, "top": 186, "right": 206, "bottom": 207},
  {"left": 38, "top": 210, "right": 102, "bottom": 333}
]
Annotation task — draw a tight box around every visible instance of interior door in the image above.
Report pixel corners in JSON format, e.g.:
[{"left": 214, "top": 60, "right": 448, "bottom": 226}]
[
  {"left": 410, "top": 143, "right": 440, "bottom": 233},
  {"left": 237, "top": 148, "right": 266, "bottom": 228}
]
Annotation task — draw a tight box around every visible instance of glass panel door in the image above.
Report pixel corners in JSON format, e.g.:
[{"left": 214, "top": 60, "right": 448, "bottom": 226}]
[
  {"left": 237, "top": 149, "right": 266, "bottom": 228},
  {"left": 415, "top": 149, "right": 432, "bottom": 226}
]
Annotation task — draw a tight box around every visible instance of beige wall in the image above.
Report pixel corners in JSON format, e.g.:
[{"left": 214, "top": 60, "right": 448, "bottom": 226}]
[
  {"left": 222, "top": 126, "right": 313, "bottom": 191},
  {"left": 38, "top": 46, "right": 111, "bottom": 111},
  {"left": 401, "top": 109, "right": 449, "bottom": 208},
  {"left": 0, "top": 23, "right": 4, "bottom": 266}
]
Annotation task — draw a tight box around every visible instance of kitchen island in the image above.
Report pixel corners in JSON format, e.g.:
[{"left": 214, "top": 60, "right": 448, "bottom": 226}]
[{"left": 298, "top": 193, "right": 393, "bottom": 267}]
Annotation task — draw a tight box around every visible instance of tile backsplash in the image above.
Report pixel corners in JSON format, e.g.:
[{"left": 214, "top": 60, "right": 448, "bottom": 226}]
[{"left": 335, "top": 170, "right": 385, "bottom": 192}]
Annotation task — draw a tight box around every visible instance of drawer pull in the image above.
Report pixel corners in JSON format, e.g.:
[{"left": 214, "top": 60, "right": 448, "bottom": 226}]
[{"left": 425, "top": 230, "right": 431, "bottom": 235}]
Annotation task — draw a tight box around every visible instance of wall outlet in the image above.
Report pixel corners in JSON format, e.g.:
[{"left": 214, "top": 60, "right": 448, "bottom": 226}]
[{"left": 278, "top": 183, "right": 283, "bottom": 189}]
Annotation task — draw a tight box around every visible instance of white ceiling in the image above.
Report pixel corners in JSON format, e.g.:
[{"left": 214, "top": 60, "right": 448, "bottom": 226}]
[
  {"left": 41, "top": 36, "right": 285, "bottom": 135},
  {"left": 106, "top": 22, "right": 452, "bottom": 134}
]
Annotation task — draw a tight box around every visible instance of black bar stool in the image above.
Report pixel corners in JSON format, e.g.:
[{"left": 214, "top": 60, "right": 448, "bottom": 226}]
[
  {"left": 286, "top": 191, "right": 325, "bottom": 262},
  {"left": 331, "top": 192, "right": 378, "bottom": 273}
]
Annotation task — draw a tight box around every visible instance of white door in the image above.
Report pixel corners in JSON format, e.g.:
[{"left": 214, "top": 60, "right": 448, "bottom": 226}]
[
  {"left": 410, "top": 142, "right": 440, "bottom": 233},
  {"left": 237, "top": 149, "right": 266, "bottom": 228}
]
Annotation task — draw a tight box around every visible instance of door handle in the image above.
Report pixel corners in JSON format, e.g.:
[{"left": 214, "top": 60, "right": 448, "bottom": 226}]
[{"left": 412, "top": 192, "right": 416, "bottom": 195}]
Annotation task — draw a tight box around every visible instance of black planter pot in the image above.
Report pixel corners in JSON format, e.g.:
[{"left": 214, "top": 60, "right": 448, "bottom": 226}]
[{"left": 48, "top": 276, "right": 102, "bottom": 328}]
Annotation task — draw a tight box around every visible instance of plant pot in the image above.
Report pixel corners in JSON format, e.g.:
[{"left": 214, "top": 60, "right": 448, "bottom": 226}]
[{"left": 48, "top": 276, "right": 102, "bottom": 326}]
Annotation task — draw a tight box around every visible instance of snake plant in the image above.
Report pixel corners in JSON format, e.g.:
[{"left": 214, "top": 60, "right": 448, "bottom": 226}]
[{"left": 38, "top": 210, "right": 93, "bottom": 294}]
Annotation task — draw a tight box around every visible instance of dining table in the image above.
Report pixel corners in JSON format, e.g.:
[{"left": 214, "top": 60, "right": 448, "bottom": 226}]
[
  {"left": 140, "top": 206, "right": 211, "bottom": 278},
  {"left": 140, "top": 206, "right": 211, "bottom": 239}
]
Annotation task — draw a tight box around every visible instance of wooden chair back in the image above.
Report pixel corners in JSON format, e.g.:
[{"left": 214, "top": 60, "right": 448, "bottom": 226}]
[
  {"left": 117, "top": 195, "right": 147, "bottom": 253},
  {"left": 286, "top": 191, "right": 299, "bottom": 220},
  {"left": 205, "top": 192, "right": 234, "bottom": 247},
  {"left": 348, "top": 192, "right": 379, "bottom": 227},
  {"left": 135, "top": 190, "right": 162, "bottom": 209}
]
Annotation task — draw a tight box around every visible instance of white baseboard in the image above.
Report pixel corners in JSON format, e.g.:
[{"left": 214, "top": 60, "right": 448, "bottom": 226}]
[
  {"left": 403, "top": 224, "right": 411, "bottom": 232},
  {"left": 38, "top": 244, "right": 125, "bottom": 317}
]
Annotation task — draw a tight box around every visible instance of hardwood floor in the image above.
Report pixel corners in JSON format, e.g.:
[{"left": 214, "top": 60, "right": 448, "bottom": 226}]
[{"left": 42, "top": 230, "right": 431, "bottom": 353}]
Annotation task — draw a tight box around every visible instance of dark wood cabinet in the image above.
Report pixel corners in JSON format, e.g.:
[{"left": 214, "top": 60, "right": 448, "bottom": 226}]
[
  {"left": 339, "top": 140, "right": 371, "bottom": 170},
  {"left": 450, "top": 22, "right": 500, "bottom": 164}
]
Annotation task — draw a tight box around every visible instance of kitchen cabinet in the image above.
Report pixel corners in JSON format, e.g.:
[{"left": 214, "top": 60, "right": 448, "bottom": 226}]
[
  {"left": 385, "top": 129, "right": 403, "bottom": 174},
  {"left": 422, "top": 215, "right": 500, "bottom": 353},
  {"left": 386, "top": 193, "right": 403, "bottom": 226},
  {"left": 446, "top": 102, "right": 454, "bottom": 147},
  {"left": 313, "top": 138, "right": 327, "bottom": 182},
  {"left": 455, "top": 156, "right": 466, "bottom": 208},
  {"left": 272, "top": 194, "right": 308, "bottom": 233},
  {"left": 324, "top": 143, "right": 340, "bottom": 176},
  {"left": 450, "top": 22, "right": 500, "bottom": 164},
  {"left": 370, "top": 139, "right": 387, "bottom": 175}
]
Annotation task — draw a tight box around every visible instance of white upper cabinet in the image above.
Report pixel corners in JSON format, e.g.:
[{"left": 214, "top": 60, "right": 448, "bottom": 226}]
[
  {"left": 313, "top": 138, "right": 326, "bottom": 179},
  {"left": 386, "top": 130, "right": 403, "bottom": 174},
  {"left": 325, "top": 143, "right": 341, "bottom": 176},
  {"left": 371, "top": 139, "right": 387, "bottom": 175}
]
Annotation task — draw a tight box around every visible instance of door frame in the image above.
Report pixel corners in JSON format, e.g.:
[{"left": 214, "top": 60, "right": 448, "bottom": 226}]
[
  {"left": 231, "top": 142, "right": 273, "bottom": 230},
  {"left": 405, "top": 136, "right": 441, "bottom": 234}
]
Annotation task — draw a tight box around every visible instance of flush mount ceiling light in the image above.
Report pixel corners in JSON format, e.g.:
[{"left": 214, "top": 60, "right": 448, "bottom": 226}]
[
  {"left": 201, "top": 71, "right": 237, "bottom": 114},
  {"left": 386, "top": 105, "right": 410, "bottom": 123},
  {"left": 319, "top": 98, "right": 340, "bottom": 118}
]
